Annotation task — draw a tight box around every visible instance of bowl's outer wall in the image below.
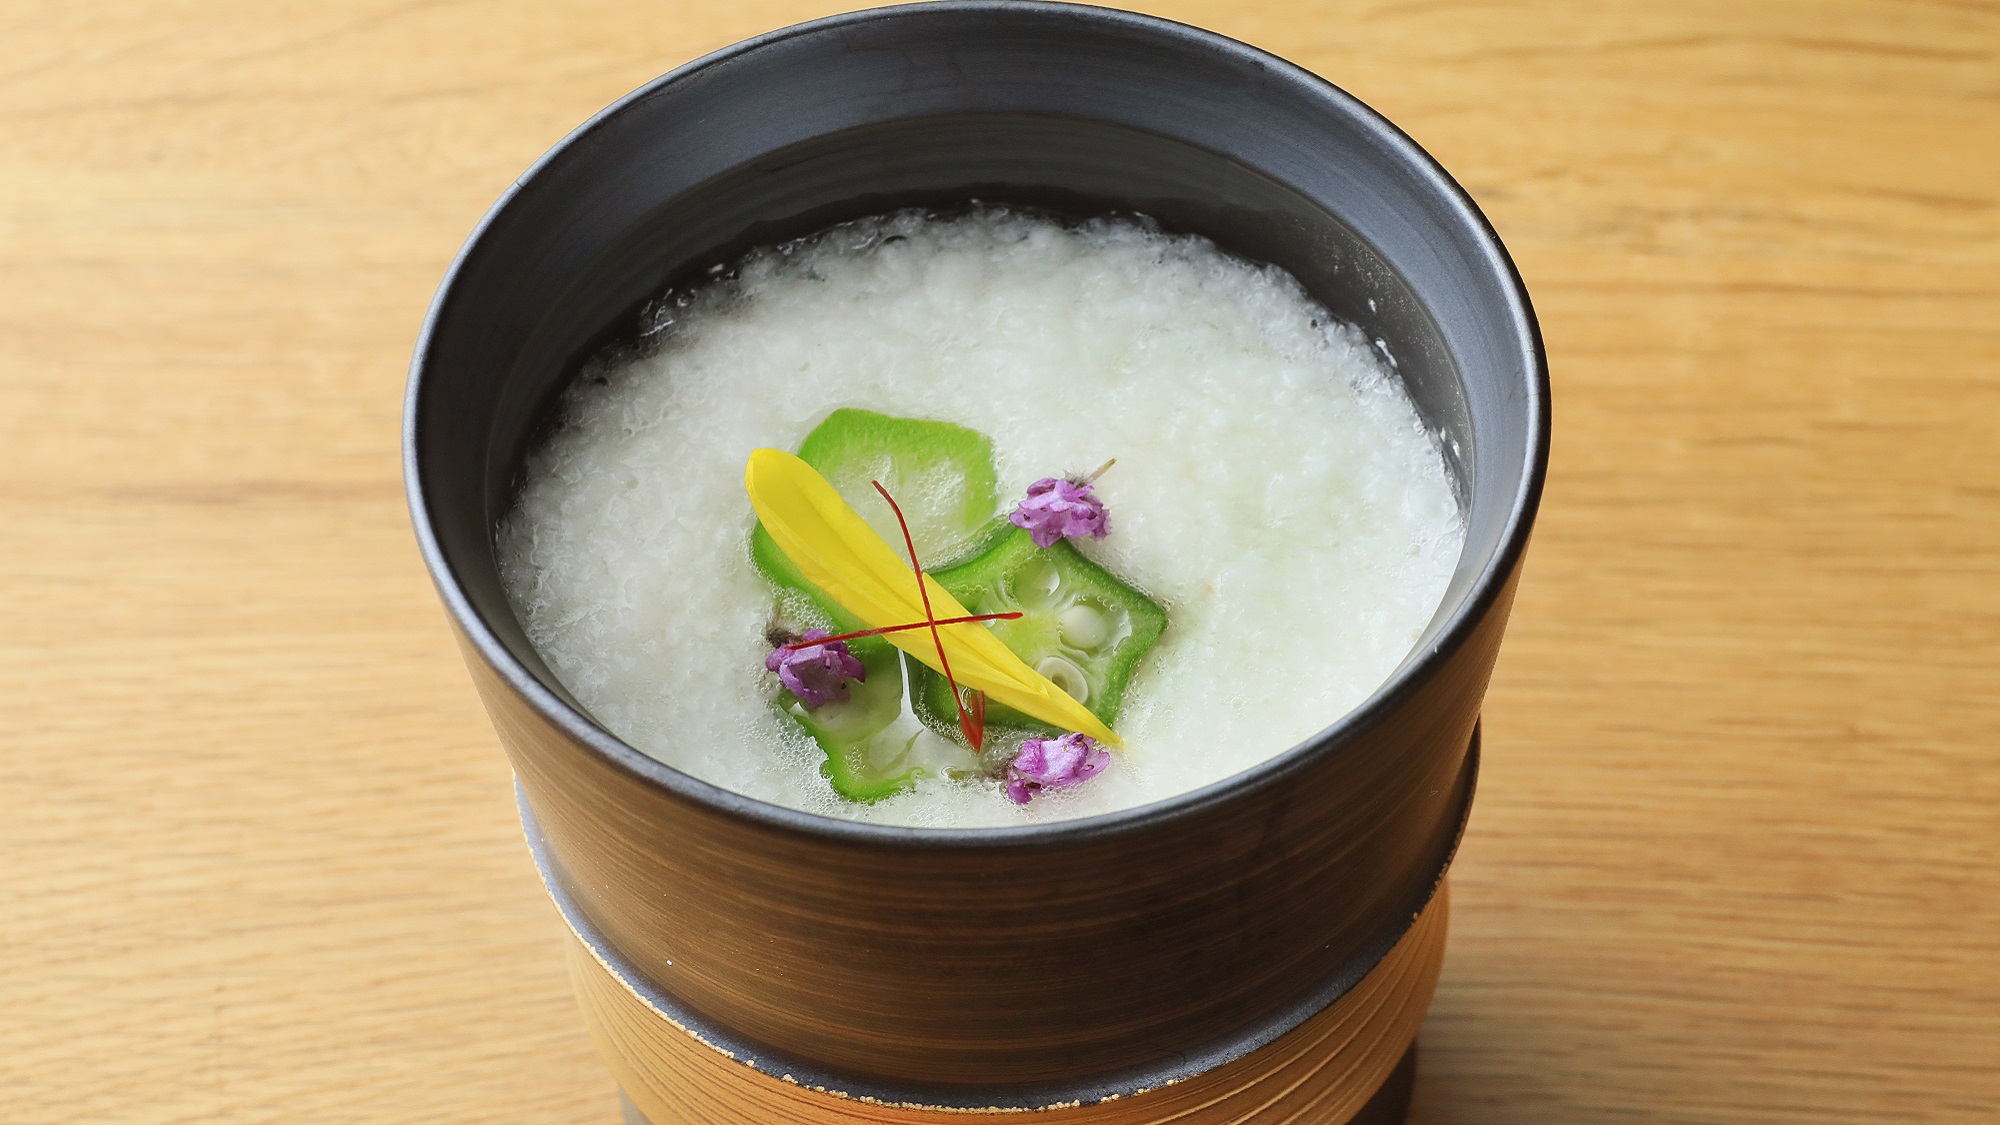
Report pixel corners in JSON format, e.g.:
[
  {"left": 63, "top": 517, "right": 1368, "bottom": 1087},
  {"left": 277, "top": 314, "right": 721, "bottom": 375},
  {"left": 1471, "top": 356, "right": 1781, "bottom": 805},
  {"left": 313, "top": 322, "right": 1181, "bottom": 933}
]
[
  {"left": 409, "top": 1, "right": 1546, "bottom": 1099},
  {"left": 471, "top": 577, "right": 1502, "bottom": 1092}
]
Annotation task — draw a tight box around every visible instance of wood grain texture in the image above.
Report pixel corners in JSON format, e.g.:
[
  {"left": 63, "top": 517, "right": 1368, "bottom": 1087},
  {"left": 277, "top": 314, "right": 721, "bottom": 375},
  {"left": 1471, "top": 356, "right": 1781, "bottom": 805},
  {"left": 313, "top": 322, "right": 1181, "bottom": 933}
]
[
  {"left": 573, "top": 886, "right": 1444, "bottom": 1124},
  {"left": 0, "top": 2, "right": 1993, "bottom": 1123}
]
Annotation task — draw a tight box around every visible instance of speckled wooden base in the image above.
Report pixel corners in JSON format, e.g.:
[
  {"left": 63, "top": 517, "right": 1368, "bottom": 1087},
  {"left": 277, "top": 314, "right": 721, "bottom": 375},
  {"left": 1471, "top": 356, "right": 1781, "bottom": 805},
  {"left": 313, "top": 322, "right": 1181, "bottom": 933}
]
[
  {"left": 575, "top": 885, "right": 1446, "bottom": 1125},
  {"left": 620, "top": 1045, "right": 1416, "bottom": 1125}
]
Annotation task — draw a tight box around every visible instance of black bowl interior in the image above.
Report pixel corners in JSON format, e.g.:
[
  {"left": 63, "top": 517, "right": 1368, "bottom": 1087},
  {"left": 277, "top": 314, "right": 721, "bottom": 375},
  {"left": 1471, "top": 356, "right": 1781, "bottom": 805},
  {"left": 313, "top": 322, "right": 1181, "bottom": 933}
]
[{"left": 410, "top": 1, "right": 1542, "bottom": 765}]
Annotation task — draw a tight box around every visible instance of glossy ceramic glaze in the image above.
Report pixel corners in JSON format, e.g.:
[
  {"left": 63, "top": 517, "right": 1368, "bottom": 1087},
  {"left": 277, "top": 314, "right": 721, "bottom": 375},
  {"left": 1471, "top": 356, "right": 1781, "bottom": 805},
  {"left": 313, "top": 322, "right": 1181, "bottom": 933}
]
[{"left": 405, "top": 0, "right": 1547, "bottom": 1112}]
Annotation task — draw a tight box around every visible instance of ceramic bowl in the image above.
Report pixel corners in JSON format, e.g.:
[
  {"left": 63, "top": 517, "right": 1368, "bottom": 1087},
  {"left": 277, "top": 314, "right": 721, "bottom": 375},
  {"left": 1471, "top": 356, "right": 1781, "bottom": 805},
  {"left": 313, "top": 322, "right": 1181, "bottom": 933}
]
[{"left": 404, "top": 2, "right": 1547, "bottom": 1118}]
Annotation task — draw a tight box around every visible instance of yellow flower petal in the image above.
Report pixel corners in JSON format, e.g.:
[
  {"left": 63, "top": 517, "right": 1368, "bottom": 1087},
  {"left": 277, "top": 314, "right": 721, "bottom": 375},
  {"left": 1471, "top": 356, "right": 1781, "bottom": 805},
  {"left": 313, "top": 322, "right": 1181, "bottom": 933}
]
[{"left": 746, "top": 448, "right": 1120, "bottom": 747}]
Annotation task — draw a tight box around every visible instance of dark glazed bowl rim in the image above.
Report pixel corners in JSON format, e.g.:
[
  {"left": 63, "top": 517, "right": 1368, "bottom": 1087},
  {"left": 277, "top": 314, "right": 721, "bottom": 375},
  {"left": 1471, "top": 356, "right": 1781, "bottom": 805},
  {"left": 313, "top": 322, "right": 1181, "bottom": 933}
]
[{"left": 404, "top": 0, "right": 1550, "bottom": 849}]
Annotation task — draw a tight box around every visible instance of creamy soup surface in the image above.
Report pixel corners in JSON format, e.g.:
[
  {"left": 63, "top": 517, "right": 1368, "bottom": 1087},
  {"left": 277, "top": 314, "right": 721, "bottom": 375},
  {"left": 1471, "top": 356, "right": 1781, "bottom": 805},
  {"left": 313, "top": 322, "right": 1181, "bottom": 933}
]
[{"left": 498, "top": 210, "right": 1465, "bottom": 827}]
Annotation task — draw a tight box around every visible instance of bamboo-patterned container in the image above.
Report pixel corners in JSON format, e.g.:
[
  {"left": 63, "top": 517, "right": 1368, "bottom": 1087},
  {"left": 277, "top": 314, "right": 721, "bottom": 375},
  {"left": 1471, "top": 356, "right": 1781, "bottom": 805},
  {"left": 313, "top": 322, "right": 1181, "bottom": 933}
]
[{"left": 405, "top": 5, "right": 1548, "bottom": 1121}]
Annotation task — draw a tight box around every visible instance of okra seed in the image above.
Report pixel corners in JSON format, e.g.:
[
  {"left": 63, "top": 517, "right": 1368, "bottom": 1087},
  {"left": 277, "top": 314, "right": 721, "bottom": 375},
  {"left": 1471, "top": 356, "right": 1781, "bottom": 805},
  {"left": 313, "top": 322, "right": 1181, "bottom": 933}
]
[
  {"left": 1036, "top": 655, "right": 1090, "bottom": 703},
  {"left": 1017, "top": 559, "right": 1062, "bottom": 607},
  {"left": 1058, "top": 604, "right": 1110, "bottom": 649}
]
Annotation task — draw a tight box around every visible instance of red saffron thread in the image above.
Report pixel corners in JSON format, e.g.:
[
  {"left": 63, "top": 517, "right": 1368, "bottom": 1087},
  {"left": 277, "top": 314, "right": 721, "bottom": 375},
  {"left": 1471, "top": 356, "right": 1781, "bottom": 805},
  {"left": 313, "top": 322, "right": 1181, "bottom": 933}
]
[
  {"left": 781, "top": 611, "right": 1023, "bottom": 650},
  {"left": 871, "top": 480, "right": 985, "bottom": 751}
]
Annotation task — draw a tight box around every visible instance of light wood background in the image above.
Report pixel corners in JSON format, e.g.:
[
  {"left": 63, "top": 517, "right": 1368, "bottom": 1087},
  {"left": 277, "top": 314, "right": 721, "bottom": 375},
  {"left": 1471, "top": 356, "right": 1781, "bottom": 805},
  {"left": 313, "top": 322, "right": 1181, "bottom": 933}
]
[{"left": 2, "top": 2, "right": 1994, "bottom": 1122}]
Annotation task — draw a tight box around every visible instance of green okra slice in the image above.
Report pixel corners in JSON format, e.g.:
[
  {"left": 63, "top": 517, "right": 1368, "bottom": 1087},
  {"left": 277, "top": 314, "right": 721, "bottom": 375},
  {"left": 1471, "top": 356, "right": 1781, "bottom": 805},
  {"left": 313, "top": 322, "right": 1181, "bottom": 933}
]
[
  {"left": 754, "top": 408, "right": 1004, "bottom": 797},
  {"left": 908, "top": 527, "right": 1167, "bottom": 741},
  {"left": 778, "top": 643, "right": 979, "bottom": 802},
  {"left": 751, "top": 408, "right": 1000, "bottom": 633}
]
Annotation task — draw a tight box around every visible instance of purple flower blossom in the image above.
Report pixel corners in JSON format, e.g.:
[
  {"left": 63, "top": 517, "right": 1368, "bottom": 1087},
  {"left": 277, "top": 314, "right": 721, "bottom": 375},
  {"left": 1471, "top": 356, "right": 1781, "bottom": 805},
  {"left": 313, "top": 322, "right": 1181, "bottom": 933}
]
[
  {"left": 1004, "top": 733, "right": 1111, "bottom": 805},
  {"left": 1009, "top": 477, "right": 1111, "bottom": 548},
  {"left": 766, "top": 629, "right": 866, "bottom": 708}
]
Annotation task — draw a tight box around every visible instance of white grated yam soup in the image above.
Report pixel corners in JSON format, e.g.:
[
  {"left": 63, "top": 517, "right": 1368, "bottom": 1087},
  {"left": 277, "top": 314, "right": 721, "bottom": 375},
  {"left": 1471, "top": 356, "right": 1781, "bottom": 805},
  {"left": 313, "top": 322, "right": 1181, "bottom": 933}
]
[{"left": 498, "top": 210, "right": 1464, "bottom": 827}]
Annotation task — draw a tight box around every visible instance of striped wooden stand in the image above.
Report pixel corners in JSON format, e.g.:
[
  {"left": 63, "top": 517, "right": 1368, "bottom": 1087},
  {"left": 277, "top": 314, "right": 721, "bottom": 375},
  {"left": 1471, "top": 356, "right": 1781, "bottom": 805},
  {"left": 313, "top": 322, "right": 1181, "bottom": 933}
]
[{"left": 572, "top": 885, "right": 1448, "bottom": 1125}]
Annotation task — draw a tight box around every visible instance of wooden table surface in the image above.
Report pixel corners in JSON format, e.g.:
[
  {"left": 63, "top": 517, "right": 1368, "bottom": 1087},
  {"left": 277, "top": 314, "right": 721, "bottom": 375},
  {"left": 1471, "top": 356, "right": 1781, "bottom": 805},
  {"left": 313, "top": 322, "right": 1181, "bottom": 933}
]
[{"left": 4, "top": 2, "right": 1995, "bottom": 1121}]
